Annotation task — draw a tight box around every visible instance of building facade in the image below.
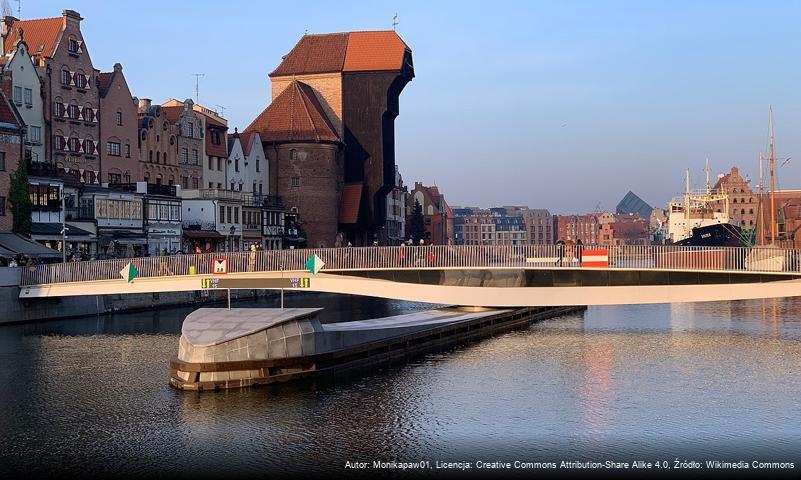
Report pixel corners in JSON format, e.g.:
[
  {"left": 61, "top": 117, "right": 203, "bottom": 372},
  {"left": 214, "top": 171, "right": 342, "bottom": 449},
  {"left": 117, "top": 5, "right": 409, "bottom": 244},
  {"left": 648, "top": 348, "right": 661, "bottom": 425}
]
[
  {"left": 524, "top": 209, "right": 553, "bottom": 245},
  {"left": 555, "top": 214, "right": 599, "bottom": 244},
  {"left": 0, "top": 89, "right": 23, "bottom": 231},
  {"left": 3, "top": 10, "right": 101, "bottom": 185},
  {"left": 138, "top": 99, "right": 180, "bottom": 187},
  {"left": 162, "top": 99, "right": 203, "bottom": 190},
  {"left": 98, "top": 63, "right": 139, "bottom": 184},
  {"left": 1, "top": 33, "right": 44, "bottom": 166}
]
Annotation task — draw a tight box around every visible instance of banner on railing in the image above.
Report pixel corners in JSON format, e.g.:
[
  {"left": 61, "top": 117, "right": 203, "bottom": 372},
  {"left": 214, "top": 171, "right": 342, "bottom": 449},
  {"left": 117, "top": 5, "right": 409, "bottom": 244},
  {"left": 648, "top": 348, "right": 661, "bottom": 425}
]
[
  {"left": 581, "top": 249, "right": 609, "bottom": 268},
  {"left": 213, "top": 258, "right": 228, "bottom": 274}
]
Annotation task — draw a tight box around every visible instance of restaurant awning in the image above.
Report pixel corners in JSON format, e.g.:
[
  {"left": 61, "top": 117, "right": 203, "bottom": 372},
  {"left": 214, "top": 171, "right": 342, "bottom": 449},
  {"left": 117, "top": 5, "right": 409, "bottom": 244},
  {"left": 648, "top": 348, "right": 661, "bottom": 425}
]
[
  {"left": 0, "top": 233, "right": 62, "bottom": 258},
  {"left": 182, "top": 230, "right": 223, "bottom": 239},
  {"left": 30, "top": 223, "right": 95, "bottom": 242}
]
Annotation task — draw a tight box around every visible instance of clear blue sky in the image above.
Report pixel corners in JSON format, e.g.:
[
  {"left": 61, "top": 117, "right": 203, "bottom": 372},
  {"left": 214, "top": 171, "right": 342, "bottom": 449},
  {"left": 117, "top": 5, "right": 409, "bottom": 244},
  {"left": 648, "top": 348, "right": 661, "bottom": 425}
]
[{"left": 17, "top": 0, "right": 801, "bottom": 213}]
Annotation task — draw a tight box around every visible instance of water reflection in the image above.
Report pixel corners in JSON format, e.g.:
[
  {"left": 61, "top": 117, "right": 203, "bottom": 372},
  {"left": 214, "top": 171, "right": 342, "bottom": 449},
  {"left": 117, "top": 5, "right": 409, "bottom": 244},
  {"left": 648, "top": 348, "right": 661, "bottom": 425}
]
[{"left": 1, "top": 295, "right": 801, "bottom": 476}]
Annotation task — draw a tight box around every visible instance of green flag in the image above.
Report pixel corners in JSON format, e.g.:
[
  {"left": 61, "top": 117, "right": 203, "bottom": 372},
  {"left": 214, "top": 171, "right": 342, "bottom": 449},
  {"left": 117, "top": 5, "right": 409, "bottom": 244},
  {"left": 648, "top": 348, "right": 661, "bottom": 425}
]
[
  {"left": 119, "top": 262, "right": 139, "bottom": 283},
  {"left": 304, "top": 254, "right": 325, "bottom": 275}
]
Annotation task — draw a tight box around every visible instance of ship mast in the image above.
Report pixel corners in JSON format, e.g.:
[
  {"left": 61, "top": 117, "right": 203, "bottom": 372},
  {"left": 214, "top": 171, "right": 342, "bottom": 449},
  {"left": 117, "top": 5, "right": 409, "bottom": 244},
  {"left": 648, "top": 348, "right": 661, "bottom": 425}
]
[
  {"left": 705, "top": 157, "right": 711, "bottom": 194},
  {"left": 759, "top": 152, "right": 765, "bottom": 246},
  {"left": 769, "top": 107, "right": 777, "bottom": 245}
]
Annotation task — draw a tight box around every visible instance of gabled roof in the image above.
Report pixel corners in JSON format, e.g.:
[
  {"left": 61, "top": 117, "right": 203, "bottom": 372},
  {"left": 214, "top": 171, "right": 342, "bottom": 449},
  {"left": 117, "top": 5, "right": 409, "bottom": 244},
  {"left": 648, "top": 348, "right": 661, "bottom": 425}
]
[
  {"left": 338, "top": 183, "right": 363, "bottom": 224},
  {"left": 244, "top": 80, "right": 340, "bottom": 144},
  {"left": 3, "top": 17, "right": 63, "bottom": 59},
  {"left": 97, "top": 72, "right": 114, "bottom": 97},
  {"left": 270, "top": 30, "right": 410, "bottom": 77},
  {"left": 160, "top": 105, "right": 184, "bottom": 124},
  {"left": 0, "top": 88, "right": 23, "bottom": 131},
  {"left": 239, "top": 131, "right": 258, "bottom": 154}
]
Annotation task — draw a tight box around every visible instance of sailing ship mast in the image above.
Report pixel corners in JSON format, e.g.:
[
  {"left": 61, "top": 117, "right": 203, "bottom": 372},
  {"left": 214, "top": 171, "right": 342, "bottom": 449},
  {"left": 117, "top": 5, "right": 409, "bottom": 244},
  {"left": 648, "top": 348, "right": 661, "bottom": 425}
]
[
  {"left": 769, "top": 107, "right": 777, "bottom": 245},
  {"left": 758, "top": 152, "right": 765, "bottom": 246}
]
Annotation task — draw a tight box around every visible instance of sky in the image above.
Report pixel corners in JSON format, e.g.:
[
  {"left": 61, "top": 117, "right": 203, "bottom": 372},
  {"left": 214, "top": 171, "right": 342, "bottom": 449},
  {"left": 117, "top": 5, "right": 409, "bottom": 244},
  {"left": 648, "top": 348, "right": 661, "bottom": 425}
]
[{"left": 14, "top": 0, "right": 801, "bottom": 213}]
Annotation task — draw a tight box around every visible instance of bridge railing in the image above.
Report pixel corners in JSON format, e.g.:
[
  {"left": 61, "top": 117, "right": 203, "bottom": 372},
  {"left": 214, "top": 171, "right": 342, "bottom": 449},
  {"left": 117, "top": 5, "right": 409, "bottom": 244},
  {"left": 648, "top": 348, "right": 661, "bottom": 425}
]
[{"left": 18, "top": 244, "right": 801, "bottom": 286}]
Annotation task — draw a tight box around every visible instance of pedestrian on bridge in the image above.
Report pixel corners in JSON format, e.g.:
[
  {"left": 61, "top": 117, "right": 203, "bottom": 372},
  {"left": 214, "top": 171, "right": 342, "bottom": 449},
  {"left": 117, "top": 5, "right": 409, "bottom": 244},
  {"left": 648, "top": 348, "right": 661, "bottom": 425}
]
[
  {"left": 576, "top": 239, "right": 584, "bottom": 266},
  {"left": 555, "top": 239, "right": 565, "bottom": 267}
]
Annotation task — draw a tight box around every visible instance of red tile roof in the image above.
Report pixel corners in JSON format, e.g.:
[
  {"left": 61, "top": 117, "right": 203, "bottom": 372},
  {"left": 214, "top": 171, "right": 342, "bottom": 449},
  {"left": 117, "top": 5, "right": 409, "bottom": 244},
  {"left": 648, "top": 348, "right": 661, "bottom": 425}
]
[
  {"left": 270, "top": 30, "right": 410, "bottom": 77},
  {"left": 97, "top": 72, "right": 114, "bottom": 97},
  {"left": 160, "top": 105, "right": 183, "bottom": 124},
  {"left": 239, "top": 131, "right": 257, "bottom": 154},
  {"left": 343, "top": 31, "right": 409, "bottom": 72},
  {"left": 338, "top": 183, "right": 363, "bottom": 224},
  {"left": 244, "top": 81, "right": 340, "bottom": 144},
  {"left": 0, "top": 89, "right": 22, "bottom": 130},
  {"left": 203, "top": 114, "right": 227, "bottom": 157},
  {"left": 3, "top": 17, "right": 63, "bottom": 59}
]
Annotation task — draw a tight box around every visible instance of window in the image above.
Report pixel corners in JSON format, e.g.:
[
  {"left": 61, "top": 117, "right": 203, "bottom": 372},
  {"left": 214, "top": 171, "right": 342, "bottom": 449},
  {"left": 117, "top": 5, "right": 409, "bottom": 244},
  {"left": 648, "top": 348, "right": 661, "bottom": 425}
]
[
  {"left": 290, "top": 149, "right": 298, "bottom": 160},
  {"left": 61, "top": 70, "right": 71, "bottom": 85},
  {"left": 24, "top": 88, "right": 32, "bottom": 106},
  {"left": 115, "top": 111, "right": 122, "bottom": 126},
  {"left": 106, "top": 142, "right": 121, "bottom": 156},
  {"left": 108, "top": 173, "right": 122, "bottom": 184},
  {"left": 191, "top": 149, "right": 198, "bottom": 165},
  {"left": 149, "top": 150, "right": 153, "bottom": 162},
  {"left": 53, "top": 101, "right": 65, "bottom": 118},
  {"left": 212, "top": 131, "right": 220, "bottom": 145},
  {"left": 125, "top": 143, "right": 130, "bottom": 158},
  {"left": 227, "top": 206, "right": 232, "bottom": 224},
  {"left": 68, "top": 38, "right": 79, "bottom": 53},
  {"left": 217, "top": 158, "right": 223, "bottom": 171},
  {"left": 168, "top": 175, "right": 174, "bottom": 186},
  {"left": 83, "top": 107, "right": 95, "bottom": 122},
  {"left": 0, "top": 196, "right": 5, "bottom": 216},
  {"left": 28, "top": 126, "right": 42, "bottom": 143},
  {"left": 67, "top": 104, "right": 80, "bottom": 119},
  {"left": 253, "top": 182, "right": 256, "bottom": 193},
  {"left": 235, "top": 157, "right": 239, "bottom": 172},
  {"left": 83, "top": 139, "right": 96, "bottom": 154},
  {"left": 230, "top": 182, "right": 234, "bottom": 191},
  {"left": 191, "top": 178, "right": 198, "bottom": 189},
  {"left": 187, "top": 122, "right": 194, "bottom": 137},
  {"left": 208, "top": 157, "right": 213, "bottom": 169},
  {"left": 180, "top": 148, "right": 187, "bottom": 163},
  {"left": 259, "top": 184, "right": 263, "bottom": 195},
  {"left": 256, "top": 157, "right": 260, "bottom": 172},
  {"left": 208, "top": 182, "right": 213, "bottom": 188},
  {"left": 234, "top": 207, "right": 239, "bottom": 223},
  {"left": 220, "top": 205, "right": 226, "bottom": 223},
  {"left": 238, "top": 183, "right": 243, "bottom": 191},
  {"left": 291, "top": 177, "right": 300, "bottom": 187},
  {"left": 13, "top": 86, "right": 21, "bottom": 104},
  {"left": 0, "top": 152, "right": 5, "bottom": 171},
  {"left": 181, "top": 176, "right": 189, "bottom": 189}
]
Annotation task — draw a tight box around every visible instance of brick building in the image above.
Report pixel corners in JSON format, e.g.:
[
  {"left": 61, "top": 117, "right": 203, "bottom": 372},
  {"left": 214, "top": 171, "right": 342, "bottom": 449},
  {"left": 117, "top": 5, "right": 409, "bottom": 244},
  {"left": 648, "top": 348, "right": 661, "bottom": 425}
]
[
  {"left": 599, "top": 214, "right": 650, "bottom": 246},
  {"left": 555, "top": 214, "right": 599, "bottom": 244},
  {"left": 524, "top": 209, "right": 554, "bottom": 245},
  {"left": 161, "top": 99, "right": 203, "bottom": 190},
  {"left": 0, "top": 89, "right": 23, "bottom": 231},
  {"left": 245, "top": 30, "right": 414, "bottom": 247},
  {"left": 407, "top": 182, "right": 452, "bottom": 245},
  {"left": 98, "top": 63, "right": 139, "bottom": 184},
  {"left": 712, "top": 166, "right": 758, "bottom": 232},
  {"left": 3, "top": 10, "right": 101, "bottom": 185},
  {"left": 138, "top": 99, "right": 180, "bottom": 187}
]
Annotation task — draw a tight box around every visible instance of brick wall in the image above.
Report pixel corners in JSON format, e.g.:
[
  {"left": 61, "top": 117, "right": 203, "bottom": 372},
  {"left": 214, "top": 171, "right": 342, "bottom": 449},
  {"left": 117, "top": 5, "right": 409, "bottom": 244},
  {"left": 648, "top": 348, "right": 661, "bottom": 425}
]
[
  {"left": 268, "top": 142, "right": 342, "bottom": 248},
  {"left": 272, "top": 73, "right": 343, "bottom": 139},
  {"left": 0, "top": 135, "right": 22, "bottom": 231},
  {"left": 100, "top": 66, "right": 140, "bottom": 182}
]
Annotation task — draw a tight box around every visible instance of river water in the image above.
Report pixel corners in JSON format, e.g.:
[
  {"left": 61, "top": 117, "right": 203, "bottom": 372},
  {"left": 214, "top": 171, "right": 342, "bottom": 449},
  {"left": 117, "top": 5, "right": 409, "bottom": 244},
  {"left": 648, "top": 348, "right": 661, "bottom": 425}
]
[{"left": 1, "top": 294, "right": 800, "bottom": 477}]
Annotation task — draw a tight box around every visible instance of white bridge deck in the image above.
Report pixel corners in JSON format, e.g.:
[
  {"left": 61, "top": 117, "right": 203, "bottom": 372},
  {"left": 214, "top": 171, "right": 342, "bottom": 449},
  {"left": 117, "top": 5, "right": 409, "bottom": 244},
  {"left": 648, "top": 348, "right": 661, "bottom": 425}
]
[{"left": 18, "top": 245, "right": 801, "bottom": 306}]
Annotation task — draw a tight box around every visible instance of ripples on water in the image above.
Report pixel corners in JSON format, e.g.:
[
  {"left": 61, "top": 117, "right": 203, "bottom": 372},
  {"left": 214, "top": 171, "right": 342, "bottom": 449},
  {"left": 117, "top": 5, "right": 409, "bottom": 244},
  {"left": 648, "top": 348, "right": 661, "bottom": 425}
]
[{"left": 1, "top": 294, "right": 801, "bottom": 477}]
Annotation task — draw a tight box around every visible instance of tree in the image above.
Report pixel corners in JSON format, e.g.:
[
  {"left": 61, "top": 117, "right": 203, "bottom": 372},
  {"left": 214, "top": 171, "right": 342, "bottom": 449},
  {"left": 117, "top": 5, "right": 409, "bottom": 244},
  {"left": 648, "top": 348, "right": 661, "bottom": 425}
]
[
  {"left": 9, "top": 159, "right": 32, "bottom": 235},
  {"left": 408, "top": 200, "right": 425, "bottom": 243}
]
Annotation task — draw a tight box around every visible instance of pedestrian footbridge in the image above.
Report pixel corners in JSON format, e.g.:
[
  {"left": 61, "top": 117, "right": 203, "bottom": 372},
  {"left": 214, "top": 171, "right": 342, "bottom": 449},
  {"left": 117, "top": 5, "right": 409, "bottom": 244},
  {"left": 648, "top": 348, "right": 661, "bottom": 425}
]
[{"left": 17, "top": 245, "right": 801, "bottom": 306}]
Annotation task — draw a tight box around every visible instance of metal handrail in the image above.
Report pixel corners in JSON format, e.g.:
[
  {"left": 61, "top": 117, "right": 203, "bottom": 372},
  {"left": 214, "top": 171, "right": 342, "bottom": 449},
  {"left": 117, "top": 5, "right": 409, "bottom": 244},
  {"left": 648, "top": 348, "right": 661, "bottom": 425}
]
[{"left": 19, "top": 244, "right": 801, "bottom": 286}]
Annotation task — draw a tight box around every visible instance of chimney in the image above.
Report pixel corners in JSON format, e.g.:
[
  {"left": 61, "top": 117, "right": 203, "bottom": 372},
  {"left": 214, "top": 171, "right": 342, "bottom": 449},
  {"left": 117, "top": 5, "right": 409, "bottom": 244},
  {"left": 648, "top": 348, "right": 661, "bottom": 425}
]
[
  {"left": 139, "top": 98, "right": 152, "bottom": 110},
  {"left": 62, "top": 10, "right": 83, "bottom": 27}
]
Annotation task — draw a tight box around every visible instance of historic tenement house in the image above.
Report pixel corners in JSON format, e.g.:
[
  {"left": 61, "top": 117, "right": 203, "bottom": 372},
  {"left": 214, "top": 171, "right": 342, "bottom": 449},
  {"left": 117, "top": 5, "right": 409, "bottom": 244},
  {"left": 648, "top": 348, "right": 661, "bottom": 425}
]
[
  {"left": 98, "top": 63, "right": 140, "bottom": 184},
  {"left": 162, "top": 100, "right": 203, "bottom": 190},
  {"left": 2, "top": 10, "right": 101, "bottom": 184},
  {"left": 245, "top": 30, "right": 414, "bottom": 247},
  {"left": 138, "top": 98, "right": 180, "bottom": 186}
]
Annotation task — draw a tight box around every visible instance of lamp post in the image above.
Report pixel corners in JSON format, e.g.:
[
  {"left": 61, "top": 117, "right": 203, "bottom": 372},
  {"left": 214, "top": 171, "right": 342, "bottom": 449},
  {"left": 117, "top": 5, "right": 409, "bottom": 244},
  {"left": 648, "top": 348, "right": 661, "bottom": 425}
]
[{"left": 61, "top": 186, "right": 67, "bottom": 263}]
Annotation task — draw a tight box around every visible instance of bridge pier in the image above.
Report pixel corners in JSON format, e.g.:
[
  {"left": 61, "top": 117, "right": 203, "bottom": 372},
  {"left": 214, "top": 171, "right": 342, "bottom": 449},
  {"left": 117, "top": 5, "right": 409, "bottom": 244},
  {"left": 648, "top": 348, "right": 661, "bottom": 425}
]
[{"left": 169, "top": 305, "right": 585, "bottom": 390}]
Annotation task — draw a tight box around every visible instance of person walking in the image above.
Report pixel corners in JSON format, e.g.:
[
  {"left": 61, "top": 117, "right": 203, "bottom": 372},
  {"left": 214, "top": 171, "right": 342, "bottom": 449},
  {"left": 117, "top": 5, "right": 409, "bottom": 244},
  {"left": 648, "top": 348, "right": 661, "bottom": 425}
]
[
  {"left": 576, "top": 239, "right": 584, "bottom": 267},
  {"left": 555, "top": 239, "right": 565, "bottom": 267}
]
